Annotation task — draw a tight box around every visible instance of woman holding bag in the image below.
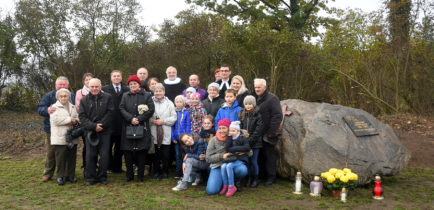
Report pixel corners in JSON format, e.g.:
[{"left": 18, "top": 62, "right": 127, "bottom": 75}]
[
  {"left": 150, "top": 83, "right": 177, "bottom": 180},
  {"left": 119, "top": 75, "right": 155, "bottom": 182}
]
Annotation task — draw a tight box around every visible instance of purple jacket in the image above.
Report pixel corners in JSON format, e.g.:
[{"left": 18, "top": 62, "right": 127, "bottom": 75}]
[{"left": 183, "top": 87, "right": 207, "bottom": 101}]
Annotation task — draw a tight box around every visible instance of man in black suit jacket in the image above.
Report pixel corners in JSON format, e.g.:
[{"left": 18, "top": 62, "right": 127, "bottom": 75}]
[
  {"left": 102, "top": 70, "right": 129, "bottom": 173},
  {"left": 215, "top": 64, "right": 232, "bottom": 96}
]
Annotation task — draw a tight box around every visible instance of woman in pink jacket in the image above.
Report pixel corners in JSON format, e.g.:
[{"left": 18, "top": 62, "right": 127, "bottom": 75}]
[{"left": 75, "top": 73, "right": 93, "bottom": 170}]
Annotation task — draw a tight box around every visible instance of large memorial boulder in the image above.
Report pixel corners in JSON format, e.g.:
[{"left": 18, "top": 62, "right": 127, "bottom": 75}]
[{"left": 276, "top": 99, "right": 410, "bottom": 185}]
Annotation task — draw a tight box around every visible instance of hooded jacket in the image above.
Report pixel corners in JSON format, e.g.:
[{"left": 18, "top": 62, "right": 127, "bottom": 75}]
[{"left": 214, "top": 100, "right": 243, "bottom": 130}]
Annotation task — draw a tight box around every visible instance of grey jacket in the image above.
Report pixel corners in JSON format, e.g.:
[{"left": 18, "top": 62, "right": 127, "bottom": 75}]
[{"left": 205, "top": 136, "right": 226, "bottom": 169}]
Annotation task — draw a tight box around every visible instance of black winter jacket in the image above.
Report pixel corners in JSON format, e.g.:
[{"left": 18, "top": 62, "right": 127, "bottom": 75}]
[
  {"left": 236, "top": 91, "right": 249, "bottom": 108},
  {"left": 202, "top": 96, "right": 224, "bottom": 117},
  {"left": 102, "top": 83, "right": 129, "bottom": 135},
  {"left": 79, "top": 92, "right": 114, "bottom": 135},
  {"left": 226, "top": 132, "right": 250, "bottom": 164},
  {"left": 238, "top": 107, "right": 264, "bottom": 149},
  {"left": 253, "top": 90, "right": 282, "bottom": 137},
  {"left": 119, "top": 89, "right": 155, "bottom": 151}
]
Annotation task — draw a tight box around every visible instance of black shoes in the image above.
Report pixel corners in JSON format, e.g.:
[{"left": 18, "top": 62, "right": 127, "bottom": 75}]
[
  {"left": 57, "top": 177, "right": 64, "bottom": 186},
  {"left": 100, "top": 180, "right": 108, "bottom": 185},
  {"left": 85, "top": 181, "right": 94, "bottom": 186},
  {"left": 235, "top": 181, "right": 242, "bottom": 192},
  {"left": 124, "top": 178, "right": 133, "bottom": 182},
  {"left": 152, "top": 173, "right": 160, "bottom": 180},
  {"left": 264, "top": 178, "right": 275, "bottom": 186},
  {"left": 66, "top": 177, "right": 77, "bottom": 183},
  {"left": 250, "top": 176, "right": 259, "bottom": 188}
]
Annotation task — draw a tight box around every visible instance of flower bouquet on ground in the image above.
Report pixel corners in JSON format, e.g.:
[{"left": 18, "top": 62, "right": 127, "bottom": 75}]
[{"left": 321, "top": 168, "right": 358, "bottom": 197}]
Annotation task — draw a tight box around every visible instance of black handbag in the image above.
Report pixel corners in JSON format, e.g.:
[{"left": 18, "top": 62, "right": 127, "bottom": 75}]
[
  {"left": 126, "top": 125, "right": 144, "bottom": 139},
  {"left": 66, "top": 123, "right": 83, "bottom": 149}
]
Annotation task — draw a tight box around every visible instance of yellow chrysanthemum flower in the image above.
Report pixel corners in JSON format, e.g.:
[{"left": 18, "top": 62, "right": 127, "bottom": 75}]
[
  {"left": 343, "top": 168, "right": 352, "bottom": 174},
  {"left": 335, "top": 172, "right": 344, "bottom": 179},
  {"left": 340, "top": 175, "right": 349, "bottom": 183},
  {"left": 327, "top": 175, "right": 336, "bottom": 183},
  {"left": 329, "top": 168, "right": 338, "bottom": 175}
]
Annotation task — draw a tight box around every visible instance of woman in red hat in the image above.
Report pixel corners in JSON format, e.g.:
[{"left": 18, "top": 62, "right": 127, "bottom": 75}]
[{"left": 119, "top": 75, "right": 155, "bottom": 182}]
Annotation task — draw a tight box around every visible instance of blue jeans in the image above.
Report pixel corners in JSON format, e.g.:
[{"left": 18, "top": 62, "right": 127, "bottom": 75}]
[
  {"left": 248, "top": 148, "right": 260, "bottom": 176},
  {"left": 174, "top": 142, "right": 182, "bottom": 173},
  {"left": 206, "top": 165, "right": 248, "bottom": 195},
  {"left": 221, "top": 160, "right": 245, "bottom": 186}
]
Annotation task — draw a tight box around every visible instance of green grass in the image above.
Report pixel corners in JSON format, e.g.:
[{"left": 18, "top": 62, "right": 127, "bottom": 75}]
[{"left": 0, "top": 157, "right": 433, "bottom": 209}]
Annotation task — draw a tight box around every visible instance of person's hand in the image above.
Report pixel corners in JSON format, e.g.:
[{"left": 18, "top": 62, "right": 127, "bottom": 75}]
[
  {"left": 182, "top": 162, "right": 186, "bottom": 173},
  {"left": 199, "top": 154, "right": 205, "bottom": 160},
  {"left": 154, "top": 119, "right": 164, "bottom": 125},
  {"left": 96, "top": 123, "right": 103, "bottom": 132},
  {"left": 267, "top": 134, "right": 275, "bottom": 138},
  {"left": 173, "top": 140, "right": 177, "bottom": 144},
  {"left": 222, "top": 153, "right": 231, "bottom": 159},
  {"left": 71, "top": 117, "right": 77, "bottom": 125},
  {"left": 48, "top": 105, "right": 56, "bottom": 114},
  {"left": 131, "top": 118, "right": 139, "bottom": 125},
  {"left": 236, "top": 152, "right": 245, "bottom": 155}
]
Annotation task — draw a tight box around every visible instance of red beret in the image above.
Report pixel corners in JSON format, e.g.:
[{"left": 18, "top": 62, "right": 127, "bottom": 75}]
[
  {"left": 214, "top": 69, "right": 220, "bottom": 74},
  {"left": 127, "top": 75, "right": 142, "bottom": 86}
]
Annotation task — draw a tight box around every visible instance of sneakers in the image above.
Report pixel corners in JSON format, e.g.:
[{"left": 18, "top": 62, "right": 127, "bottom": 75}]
[
  {"left": 172, "top": 180, "right": 188, "bottom": 191},
  {"left": 219, "top": 185, "right": 228, "bottom": 196},
  {"left": 192, "top": 177, "right": 202, "bottom": 186},
  {"left": 226, "top": 185, "right": 237, "bottom": 197}
]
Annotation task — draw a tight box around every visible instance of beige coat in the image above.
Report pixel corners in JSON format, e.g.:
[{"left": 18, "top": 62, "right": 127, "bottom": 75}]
[
  {"left": 50, "top": 101, "right": 79, "bottom": 145},
  {"left": 150, "top": 96, "right": 177, "bottom": 145}
]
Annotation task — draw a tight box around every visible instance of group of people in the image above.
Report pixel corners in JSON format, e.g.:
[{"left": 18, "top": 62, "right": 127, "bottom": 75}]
[{"left": 37, "top": 64, "right": 283, "bottom": 197}]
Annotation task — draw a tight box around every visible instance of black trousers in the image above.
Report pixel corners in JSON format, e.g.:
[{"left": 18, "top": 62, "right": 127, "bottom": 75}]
[
  {"left": 153, "top": 144, "right": 170, "bottom": 175},
  {"left": 81, "top": 135, "right": 86, "bottom": 168},
  {"left": 259, "top": 141, "right": 277, "bottom": 180},
  {"left": 85, "top": 133, "right": 110, "bottom": 182},
  {"left": 124, "top": 150, "right": 146, "bottom": 180},
  {"left": 108, "top": 134, "right": 123, "bottom": 172}
]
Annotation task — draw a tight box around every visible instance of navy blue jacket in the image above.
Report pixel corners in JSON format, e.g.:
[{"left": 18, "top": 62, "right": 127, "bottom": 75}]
[
  {"left": 184, "top": 139, "right": 207, "bottom": 160},
  {"left": 226, "top": 132, "right": 250, "bottom": 163},
  {"left": 37, "top": 89, "right": 76, "bottom": 133},
  {"left": 171, "top": 108, "right": 191, "bottom": 142}
]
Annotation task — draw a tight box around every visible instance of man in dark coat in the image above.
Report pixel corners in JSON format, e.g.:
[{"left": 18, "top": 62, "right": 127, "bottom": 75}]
[
  {"left": 37, "top": 76, "right": 75, "bottom": 182},
  {"left": 163, "top": 66, "right": 186, "bottom": 102},
  {"left": 102, "top": 70, "right": 129, "bottom": 173},
  {"left": 215, "top": 64, "right": 232, "bottom": 97},
  {"left": 79, "top": 78, "right": 114, "bottom": 186},
  {"left": 137, "top": 67, "right": 150, "bottom": 91},
  {"left": 253, "top": 78, "right": 282, "bottom": 186}
]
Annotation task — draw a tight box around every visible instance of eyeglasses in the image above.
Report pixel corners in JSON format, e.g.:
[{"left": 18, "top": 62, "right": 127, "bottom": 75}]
[{"left": 220, "top": 70, "right": 230, "bottom": 72}]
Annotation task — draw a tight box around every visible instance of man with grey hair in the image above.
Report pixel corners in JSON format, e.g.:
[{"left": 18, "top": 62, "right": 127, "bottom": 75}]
[
  {"left": 163, "top": 66, "right": 186, "bottom": 102},
  {"left": 79, "top": 78, "right": 114, "bottom": 186},
  {"left": 37, "top": 76, "right": 76, "bottom": 182},
  {"left": 253, "top": 78, "right": 282, "bottom": 186},
  {"left": 137, "top": 67, "right": 150, "bottom": 91}
]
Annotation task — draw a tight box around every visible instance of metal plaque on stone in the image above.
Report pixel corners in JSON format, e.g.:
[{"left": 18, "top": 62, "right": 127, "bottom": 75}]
[{"left": 343, "top": 115, "right": 379, "bottom": 137}]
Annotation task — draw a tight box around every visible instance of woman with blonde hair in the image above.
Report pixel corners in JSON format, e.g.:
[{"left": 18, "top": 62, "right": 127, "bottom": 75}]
[{"left": 230, "top": 75, "right": 250, "bottom": 108}]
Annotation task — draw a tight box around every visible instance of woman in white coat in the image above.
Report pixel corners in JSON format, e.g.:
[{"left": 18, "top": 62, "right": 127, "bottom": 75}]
[
  {"left": 150, "top": 83, "right": 177, "bottom": 180},
  {"left": 50, "top": 88, "right": 79, "bottom": 185}
]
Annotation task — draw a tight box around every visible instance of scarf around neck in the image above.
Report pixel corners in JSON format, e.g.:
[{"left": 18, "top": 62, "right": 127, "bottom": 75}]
[
  {"left": 216, "top": 132, "right": 227, "bottom": 142},
  {"left": 81, "top": 85, "right": 90, "bottom": 95}
]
